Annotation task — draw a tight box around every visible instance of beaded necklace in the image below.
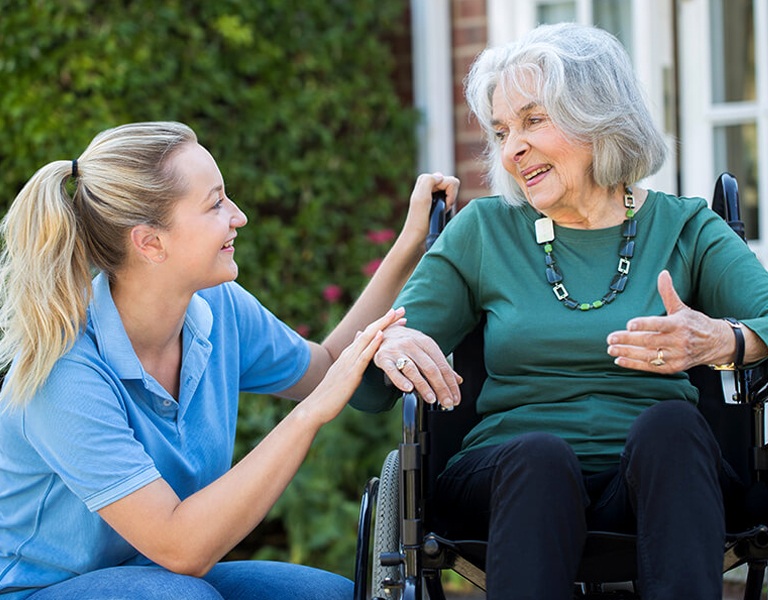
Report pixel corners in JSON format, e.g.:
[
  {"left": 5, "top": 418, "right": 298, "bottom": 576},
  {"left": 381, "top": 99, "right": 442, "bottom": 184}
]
[{"left": 535, "top": 187, "right": 636, "bottom": 311}]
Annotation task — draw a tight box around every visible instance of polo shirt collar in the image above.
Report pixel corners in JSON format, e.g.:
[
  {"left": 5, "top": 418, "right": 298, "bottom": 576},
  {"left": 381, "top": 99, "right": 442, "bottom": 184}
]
[
  {"left": 91, "top": 272, "right": 143, "bottom": 380},
  {"left": 90, "top": 273, "right": 213, "bottom": 382}
]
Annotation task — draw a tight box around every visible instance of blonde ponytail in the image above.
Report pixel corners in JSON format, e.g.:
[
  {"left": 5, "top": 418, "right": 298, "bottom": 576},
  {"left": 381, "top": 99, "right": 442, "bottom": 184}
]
[
  {"left": 0, "top": 121, "right": 197, "bottom": 406},
  {"left": 0, "top": 162, "right": 91, "bottom": 406}
]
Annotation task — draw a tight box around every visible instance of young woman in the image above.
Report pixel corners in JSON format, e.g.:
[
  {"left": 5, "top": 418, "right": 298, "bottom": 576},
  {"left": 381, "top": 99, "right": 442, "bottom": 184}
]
[{"left": 0, "top": 121, "right": 459, "bottom": 599}]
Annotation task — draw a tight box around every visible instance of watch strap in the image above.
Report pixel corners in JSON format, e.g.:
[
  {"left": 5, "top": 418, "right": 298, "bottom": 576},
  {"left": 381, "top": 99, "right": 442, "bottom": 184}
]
[{"left": 710, "top": 318, "right": 745, "bottom": 371}]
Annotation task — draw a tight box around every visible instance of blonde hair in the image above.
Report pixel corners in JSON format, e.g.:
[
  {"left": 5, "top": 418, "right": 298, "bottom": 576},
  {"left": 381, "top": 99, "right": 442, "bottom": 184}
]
[{"left": 0, "top": 121, "right": 197, "bottom": 406}]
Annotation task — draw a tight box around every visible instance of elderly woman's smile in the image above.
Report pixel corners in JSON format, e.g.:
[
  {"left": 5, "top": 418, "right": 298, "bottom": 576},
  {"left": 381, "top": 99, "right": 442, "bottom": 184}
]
[{"left": 521, "top": 164, "right": 552, "bottom": 182}]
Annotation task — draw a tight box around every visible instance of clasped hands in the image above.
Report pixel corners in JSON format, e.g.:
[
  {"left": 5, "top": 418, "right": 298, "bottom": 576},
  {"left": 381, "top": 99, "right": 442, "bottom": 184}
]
[
  {"left": 375, "top": 270, "right": 738, "bottom": 409},
  {"left": 374, "top": 324, "right": 463, "bottom": 409}
]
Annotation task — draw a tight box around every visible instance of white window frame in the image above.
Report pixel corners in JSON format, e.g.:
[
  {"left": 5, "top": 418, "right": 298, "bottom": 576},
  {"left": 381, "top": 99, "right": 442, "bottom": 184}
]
[
  {"left": 678, "top": 0, "right": 768, "bottom": 260},
  {"left": 410, "top": 0, "right": 455, "bottom": 174}
]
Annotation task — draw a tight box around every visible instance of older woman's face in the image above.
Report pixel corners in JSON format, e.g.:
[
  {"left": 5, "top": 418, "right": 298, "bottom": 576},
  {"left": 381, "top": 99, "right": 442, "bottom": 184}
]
[{"left": 491, "top": 85, "right": 600, "bottom": 223}]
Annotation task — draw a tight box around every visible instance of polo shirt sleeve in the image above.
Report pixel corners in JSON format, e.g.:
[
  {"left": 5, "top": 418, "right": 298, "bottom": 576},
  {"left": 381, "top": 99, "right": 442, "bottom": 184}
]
[
  {"left": 220, "top": 282, "right": 311, "bottom": 394},
  {"left": 21, "top": 359, "right": 161, "bottom": 512}
]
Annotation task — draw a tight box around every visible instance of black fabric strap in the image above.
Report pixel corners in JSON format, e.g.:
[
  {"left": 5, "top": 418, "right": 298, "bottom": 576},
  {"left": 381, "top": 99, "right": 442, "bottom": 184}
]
[
  {"left": 709, "top": 318, "right": 745, "bottom": 371},
  {"left": 723, "top": 317, "right": 745, "bottom": 369}
]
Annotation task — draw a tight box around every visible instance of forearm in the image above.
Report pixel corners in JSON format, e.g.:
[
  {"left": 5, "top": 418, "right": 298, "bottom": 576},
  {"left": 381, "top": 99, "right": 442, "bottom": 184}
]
[
  {"left": 323, "top": 174, "right": 459, "bottom": 360},
  {"left": 287, "top": 174, "right": 459, "bottom": 396},
  {"left": 100, "top": 403, "right": 324, "bottom": 576},
  {"left": 173, "top": 404, "right": 321, "bottom": 571},
  {"left": 322, "top": 232, "right": 424, "bottom": 358},
  {"left": 702, "top": 319, "right": 767, "bottom": 368},
  {"left": 737, "top": 323, "right": 767, "bottom": 366}
]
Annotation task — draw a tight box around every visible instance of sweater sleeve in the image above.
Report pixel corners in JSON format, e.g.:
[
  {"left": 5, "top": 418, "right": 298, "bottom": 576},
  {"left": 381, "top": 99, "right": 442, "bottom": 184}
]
[
  {"left": 349, "top": 199, "right": 490, "bottom": 413},
  {"left": 682, "top": 203, "right": 768, "bottom": 347}
]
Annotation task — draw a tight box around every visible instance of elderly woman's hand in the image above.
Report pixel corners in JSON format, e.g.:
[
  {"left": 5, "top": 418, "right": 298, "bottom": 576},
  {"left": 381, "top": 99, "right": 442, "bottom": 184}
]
[
  {"left": 606, "top": 270, "right": 739, "bottom": 373},
  {"left": 373, "top": 324, "right": 463, "bottom": 408}
]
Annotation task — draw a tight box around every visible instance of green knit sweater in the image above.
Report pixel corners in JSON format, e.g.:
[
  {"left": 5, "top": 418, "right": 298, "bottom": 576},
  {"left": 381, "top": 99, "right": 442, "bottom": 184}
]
[{"left": 350, "top": 191, "right": 768, "bottom": 472}]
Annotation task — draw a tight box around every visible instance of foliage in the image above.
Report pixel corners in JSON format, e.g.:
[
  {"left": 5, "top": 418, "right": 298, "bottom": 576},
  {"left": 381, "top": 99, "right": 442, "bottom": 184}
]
[{"left": 0, "top": 0, "right": 414, "bottom": 578}]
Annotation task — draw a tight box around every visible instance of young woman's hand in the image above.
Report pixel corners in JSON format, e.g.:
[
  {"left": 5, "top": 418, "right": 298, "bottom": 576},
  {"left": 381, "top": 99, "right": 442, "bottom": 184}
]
[
  {"left": 399, "top": 173, "right": 460, "bottom": 249},
  {"left": 299, "top": 307, "right": 405, "bottom": 425}
]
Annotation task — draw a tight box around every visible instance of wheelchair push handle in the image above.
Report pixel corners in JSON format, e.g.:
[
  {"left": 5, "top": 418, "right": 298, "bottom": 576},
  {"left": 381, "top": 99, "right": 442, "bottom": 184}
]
[
  {"left": 712, "top": 172, "right": 746, "bottom": 242},
  {"left": 426, "top": 191, "right": 447, "bottom": 251}
]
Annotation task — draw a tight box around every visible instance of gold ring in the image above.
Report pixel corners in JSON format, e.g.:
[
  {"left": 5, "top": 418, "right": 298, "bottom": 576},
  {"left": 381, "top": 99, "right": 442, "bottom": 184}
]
[
  {"left": 649, "top": 349, "right": 666, "bottom": 367},
  {"left": 395, "top": 357, "right": 410, "bottom": 371}
]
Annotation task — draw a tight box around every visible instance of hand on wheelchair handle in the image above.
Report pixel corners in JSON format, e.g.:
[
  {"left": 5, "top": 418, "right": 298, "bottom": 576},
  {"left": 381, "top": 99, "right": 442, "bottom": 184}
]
[{"left": 400, "top": 173, "right": 459, "bottom": 249}]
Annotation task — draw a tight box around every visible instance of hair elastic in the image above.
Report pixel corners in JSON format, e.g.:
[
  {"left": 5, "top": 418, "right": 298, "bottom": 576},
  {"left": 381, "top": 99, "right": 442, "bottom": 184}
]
[{"left": 71, "top": 159, "right": 78, "bottom": 178}]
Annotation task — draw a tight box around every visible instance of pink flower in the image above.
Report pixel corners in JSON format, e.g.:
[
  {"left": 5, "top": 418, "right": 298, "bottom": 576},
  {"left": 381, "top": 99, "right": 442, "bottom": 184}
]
[
  {"left": 366, "top": 229, "right": 396, "bottom": 245},
  {"left": 322, "top": 284, "right": 343, "bottom": 304},
  {"left": 362, "top": 258, "right": 383, "bottom": 277},
  {"left": 295, "top": 324, "right": 311, "bottom": 338}
]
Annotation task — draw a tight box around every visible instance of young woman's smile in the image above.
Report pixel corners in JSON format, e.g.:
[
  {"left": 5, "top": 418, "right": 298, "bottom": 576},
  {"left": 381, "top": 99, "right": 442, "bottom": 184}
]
[{"left": 163, "top": 143, "right": 248, "bottom": 290}]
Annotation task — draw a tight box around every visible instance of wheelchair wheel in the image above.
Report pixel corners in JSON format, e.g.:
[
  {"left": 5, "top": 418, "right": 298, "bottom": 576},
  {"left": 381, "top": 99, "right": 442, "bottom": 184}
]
[{"left": 371, "top": 449, "right": 402, "bottom": 599}]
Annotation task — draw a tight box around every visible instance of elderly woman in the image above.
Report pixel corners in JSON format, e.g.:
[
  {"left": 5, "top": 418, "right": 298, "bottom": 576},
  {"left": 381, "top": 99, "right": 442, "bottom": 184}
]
[{"left": 350, "top": 23, "right": 768, "bottom": 599}]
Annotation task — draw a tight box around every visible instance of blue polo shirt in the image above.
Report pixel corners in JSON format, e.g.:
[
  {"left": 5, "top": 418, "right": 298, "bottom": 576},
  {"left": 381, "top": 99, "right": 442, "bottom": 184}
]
[{"left": 0, "top": 273, "right": 311, "bottom": 598}]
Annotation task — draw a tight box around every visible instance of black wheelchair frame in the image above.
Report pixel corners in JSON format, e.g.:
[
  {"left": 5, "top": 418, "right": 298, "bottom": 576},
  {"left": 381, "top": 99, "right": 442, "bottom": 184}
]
[{"left": 354, "top": 173, "right": 768, "bottom": 600}]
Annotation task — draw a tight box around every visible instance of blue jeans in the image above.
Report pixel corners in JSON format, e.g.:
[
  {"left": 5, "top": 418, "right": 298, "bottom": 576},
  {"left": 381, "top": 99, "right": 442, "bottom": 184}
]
[
  {"left": 25, "top": 561, "right": 352, "bottom": 600},
  {"left": 434, "top": 400, "right": 729, "bottom": 600}
]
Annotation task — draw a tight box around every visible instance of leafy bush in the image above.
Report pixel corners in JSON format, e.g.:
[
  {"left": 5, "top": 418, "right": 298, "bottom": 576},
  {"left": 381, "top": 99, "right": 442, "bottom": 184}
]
[{"left": 1, "top": 0, "right": 414, "bottom": 578}]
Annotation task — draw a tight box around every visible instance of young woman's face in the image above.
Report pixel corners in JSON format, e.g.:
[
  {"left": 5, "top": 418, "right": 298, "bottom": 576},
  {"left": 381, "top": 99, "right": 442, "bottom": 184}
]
[
  {"left": 491, "top": 84, "right": 600, "bottom": 223},
  {"left": 162, "top": 142, "right": 247, "bottom": 291}
]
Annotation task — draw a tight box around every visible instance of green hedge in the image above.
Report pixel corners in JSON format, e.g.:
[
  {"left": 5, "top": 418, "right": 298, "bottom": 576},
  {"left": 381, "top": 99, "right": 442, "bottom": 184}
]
[{"left": 1, "top": 0, "right": 414, "bottom": 578}]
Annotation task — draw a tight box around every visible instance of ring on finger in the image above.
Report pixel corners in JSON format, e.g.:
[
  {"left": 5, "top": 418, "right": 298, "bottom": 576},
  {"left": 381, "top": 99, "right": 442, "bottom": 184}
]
[
  {"left": 395, "top": 357, "right": 410, "bottom": 371},
  {"left": 649, "top": 348, "right": 666, "bottom": 367}
]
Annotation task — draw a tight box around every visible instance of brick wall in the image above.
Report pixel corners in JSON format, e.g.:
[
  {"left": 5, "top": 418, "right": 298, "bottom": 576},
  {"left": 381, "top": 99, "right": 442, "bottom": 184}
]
[
  {"left": 386, "top": 4, "right": 415, "bottom": 108},
  {"left": 451, "top": 0, "right": 489, "bottom": 207},
  {"left": 388, "top": 1, "right": 490, "bottom": 208}
]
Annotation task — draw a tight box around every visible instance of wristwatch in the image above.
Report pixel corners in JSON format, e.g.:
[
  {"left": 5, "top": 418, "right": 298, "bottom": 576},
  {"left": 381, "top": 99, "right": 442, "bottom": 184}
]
[{"left": 709, "top": 317, "right": 745, "bottom": 371}]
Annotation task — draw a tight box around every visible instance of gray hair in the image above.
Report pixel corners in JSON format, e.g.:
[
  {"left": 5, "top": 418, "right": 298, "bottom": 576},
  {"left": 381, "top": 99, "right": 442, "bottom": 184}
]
[{"left": 464, "top": 22, "right": 668, "bottom": 205}]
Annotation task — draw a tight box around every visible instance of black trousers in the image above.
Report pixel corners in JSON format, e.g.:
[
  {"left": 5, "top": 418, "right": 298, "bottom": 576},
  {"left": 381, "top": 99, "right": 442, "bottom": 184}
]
[{"left": 433, "top": 400, "right": 731, "bottom": 600}]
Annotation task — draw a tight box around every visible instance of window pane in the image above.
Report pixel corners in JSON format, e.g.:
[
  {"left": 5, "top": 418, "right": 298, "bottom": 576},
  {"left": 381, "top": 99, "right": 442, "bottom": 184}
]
[
  {"left": 537, "top": 1, "right": 576, "bottom": 24},
  {"left": 710, "top": 0, "right": 755, "bottom": 103},
  {"left": 713, "top": 123, "right": 759, "bottom": 239},
  {"left": 535, "top": 1, "right": 634, "bottom": 59},
  {"left": 592, "top": 0, "right": 633, "bottom": 54}
]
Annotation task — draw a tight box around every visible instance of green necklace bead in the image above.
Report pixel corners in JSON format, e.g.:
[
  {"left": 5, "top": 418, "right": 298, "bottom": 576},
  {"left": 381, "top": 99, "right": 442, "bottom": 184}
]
[{"left": 537, "top": 187, "right": 637, "bottom": 311}]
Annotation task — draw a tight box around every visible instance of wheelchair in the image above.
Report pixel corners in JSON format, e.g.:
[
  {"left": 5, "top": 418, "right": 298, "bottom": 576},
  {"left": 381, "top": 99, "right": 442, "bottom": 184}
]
[{"left": 353, "top": 173, "right": 768, "bottom": 600}]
